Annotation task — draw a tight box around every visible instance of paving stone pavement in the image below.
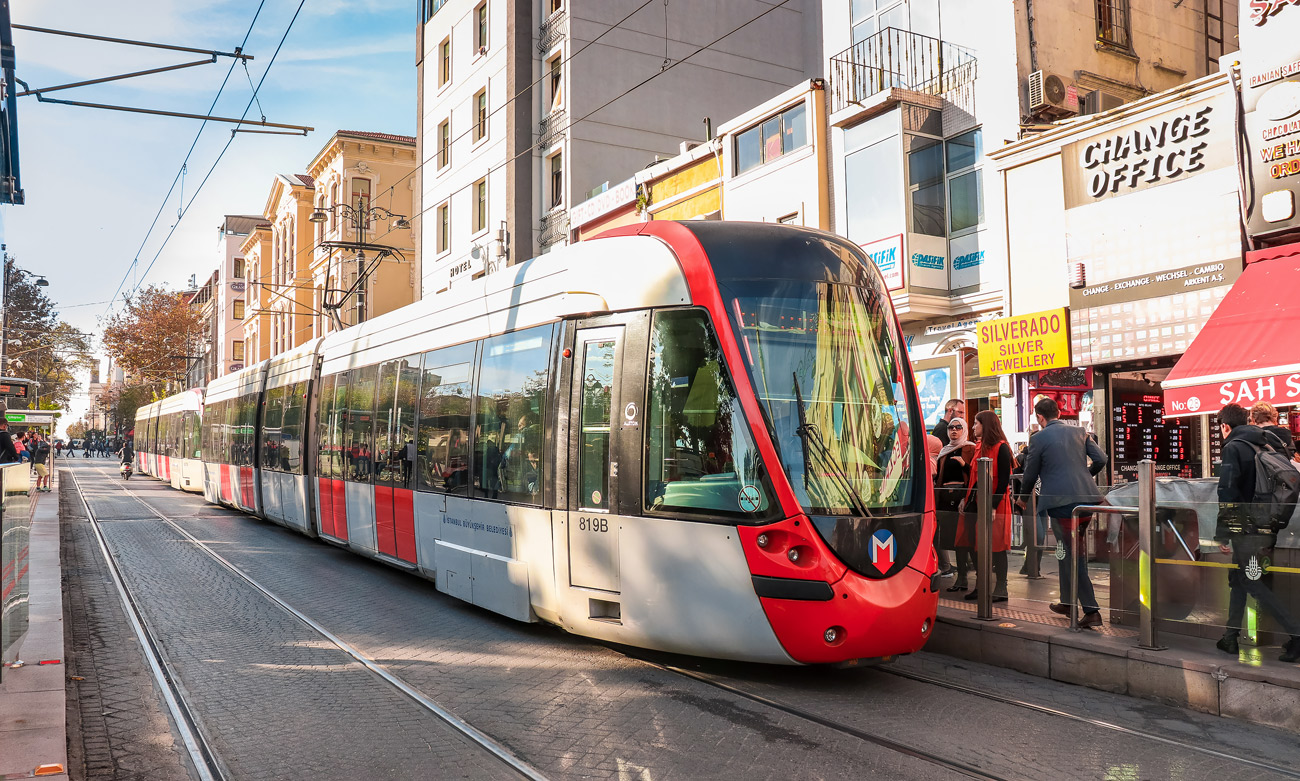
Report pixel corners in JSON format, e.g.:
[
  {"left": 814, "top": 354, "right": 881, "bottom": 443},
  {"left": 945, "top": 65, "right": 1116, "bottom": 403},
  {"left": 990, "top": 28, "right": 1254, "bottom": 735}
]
[
  {"left": 59, "top": 473, "right": 195, "bottom": 781},
  {"left": 62, "top": 461, "right": 1300, "bottom": 780}
]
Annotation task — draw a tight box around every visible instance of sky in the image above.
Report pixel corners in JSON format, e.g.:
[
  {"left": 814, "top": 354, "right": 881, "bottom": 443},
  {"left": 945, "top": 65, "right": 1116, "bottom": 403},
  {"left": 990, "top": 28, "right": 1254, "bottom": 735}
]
[{"left": 1, "top": 0, "right": 416, "bottom": 432}]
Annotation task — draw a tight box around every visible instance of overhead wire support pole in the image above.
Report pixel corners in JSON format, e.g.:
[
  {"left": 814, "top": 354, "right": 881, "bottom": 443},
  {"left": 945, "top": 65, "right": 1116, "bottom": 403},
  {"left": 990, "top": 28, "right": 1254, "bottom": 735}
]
[
  {"left": 16, "top": 57, "right": 218, "bottom": 97},
  {"left": 29, "top": 94, "right": 313, "bottom": 133},
  {"left": 11, "top": 24, "right": 253, "bottom": 61}
]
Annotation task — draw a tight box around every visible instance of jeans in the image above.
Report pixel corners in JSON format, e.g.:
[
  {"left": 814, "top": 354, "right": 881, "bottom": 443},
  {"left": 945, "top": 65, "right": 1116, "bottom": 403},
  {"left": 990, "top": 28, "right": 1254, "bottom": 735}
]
[
  {"left": 1224, "top": 539, "right": 1300, "bottom": 639},
  {"left": 1048, "top": 507, "right": 1099, "bottom": 615}
]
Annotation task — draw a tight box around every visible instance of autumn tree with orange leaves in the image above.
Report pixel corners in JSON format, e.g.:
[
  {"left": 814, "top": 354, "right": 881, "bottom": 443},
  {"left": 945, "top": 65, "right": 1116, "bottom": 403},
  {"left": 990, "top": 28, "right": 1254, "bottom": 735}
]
[{"left": 101, "top": 284, "right": 204, "bottom": 391}]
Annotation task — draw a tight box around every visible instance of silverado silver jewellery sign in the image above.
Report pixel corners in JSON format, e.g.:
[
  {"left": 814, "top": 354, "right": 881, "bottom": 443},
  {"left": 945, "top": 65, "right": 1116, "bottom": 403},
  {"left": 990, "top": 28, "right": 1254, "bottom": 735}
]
[
  {"left": 1068, "top": 259, "right": 1241, "bottom": 309},
  {"left": 1062, "top": 95, "right": 1233, "bottom": 209}
]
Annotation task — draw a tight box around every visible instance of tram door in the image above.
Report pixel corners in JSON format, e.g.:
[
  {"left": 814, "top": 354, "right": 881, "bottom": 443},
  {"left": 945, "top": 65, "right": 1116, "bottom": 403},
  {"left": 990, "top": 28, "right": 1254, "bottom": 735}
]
[{"left": 564, "top": 311, "right": 653, "bottom": 600}]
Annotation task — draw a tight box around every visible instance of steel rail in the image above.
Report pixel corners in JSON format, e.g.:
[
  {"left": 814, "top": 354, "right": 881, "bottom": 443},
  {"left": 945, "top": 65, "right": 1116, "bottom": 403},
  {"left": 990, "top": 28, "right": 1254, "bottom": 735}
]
[
  {"left": 878, "top": 666, "right": 1300, "bottom": 780},
  {"left": 82, "top": 465, "right": 548, "bottom": 781},
  {"left": 65, "top": 469, "right": 224, "bottom": 781},
  {"left": 639, "top": 659, "right": 1009, "bottom": 781}
]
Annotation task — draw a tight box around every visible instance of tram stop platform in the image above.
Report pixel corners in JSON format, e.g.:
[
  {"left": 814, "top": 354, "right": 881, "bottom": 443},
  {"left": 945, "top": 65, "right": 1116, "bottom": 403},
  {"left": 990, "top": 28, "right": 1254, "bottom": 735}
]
[
  {"left": 0, "top": 465, "right": 68, "bottom": 781},
  {"left": 929, "top": 548, "right": 1300, "bottom": 736}
]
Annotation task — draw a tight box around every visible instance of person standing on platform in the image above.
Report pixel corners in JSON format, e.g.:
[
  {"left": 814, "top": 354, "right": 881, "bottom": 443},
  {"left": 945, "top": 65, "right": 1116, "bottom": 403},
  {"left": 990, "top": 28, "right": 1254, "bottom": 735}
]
[
  {"left": 936, "top": 421, "right": 975, "bottom": 586},
  {"left": 31, "top": 433, "right": 51, "bottom": 492},
  {"left": 1250, "top": 402, "right": 1295, "bottom": 458},
  {"left": 1213, "top": 403, "right": 1300, "bottom": 662},
  {"left": 0, "top": 411, "right": 17, "bottom": 464},
  {"left": 958, "top": 411, "right": 1014, "bottom": 603},
  {"left": 932, "top": 399, "right": 964, "bottom": 446},
  {"left": 1017, "top": 397, "right": 1109, "bottom": 628}
]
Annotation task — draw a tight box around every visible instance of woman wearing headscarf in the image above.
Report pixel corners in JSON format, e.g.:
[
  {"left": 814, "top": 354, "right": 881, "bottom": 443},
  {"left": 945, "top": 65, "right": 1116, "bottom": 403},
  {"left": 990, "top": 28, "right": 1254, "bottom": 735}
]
[
  {"left": 935, "top": 416, "right": 975, "bottom": 588},
  {"left": 958, "top": 410, "right": 1014, "bottom": 603}
]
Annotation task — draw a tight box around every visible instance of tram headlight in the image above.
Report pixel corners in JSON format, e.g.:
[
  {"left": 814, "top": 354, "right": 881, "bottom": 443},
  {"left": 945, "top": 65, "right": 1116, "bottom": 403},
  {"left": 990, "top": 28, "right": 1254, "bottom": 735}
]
[
  {"left": 824, "top": 626, "right": 844, "bottom": 644},
  {"left": 787, "top": 547, "right": 800, "bottom": 563},
  {"left": 756, "top": 533, "right": 769, "bottom": 548},
  {"left": 922, "top": 618, "right": 931, "bottom": 635}
]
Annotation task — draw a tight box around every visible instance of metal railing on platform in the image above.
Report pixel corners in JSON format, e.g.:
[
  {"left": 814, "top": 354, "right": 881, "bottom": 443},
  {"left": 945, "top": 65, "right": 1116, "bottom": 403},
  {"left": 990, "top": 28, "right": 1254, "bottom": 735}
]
[{"left": 1, "top": 461, "right": 34, "bottom": 681}]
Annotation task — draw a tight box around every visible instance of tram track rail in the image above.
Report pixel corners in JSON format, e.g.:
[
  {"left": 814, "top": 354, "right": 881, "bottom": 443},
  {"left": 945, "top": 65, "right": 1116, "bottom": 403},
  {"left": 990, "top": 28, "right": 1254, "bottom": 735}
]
[{"left": 70, "top": 466, "right": 549, "bottom": 781}]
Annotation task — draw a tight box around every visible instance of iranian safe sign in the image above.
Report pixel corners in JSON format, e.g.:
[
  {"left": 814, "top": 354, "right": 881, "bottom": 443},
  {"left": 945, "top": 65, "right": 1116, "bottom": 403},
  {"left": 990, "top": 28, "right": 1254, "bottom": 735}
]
[{"left": 977, "top": 308, "right": 1070, "bottom": 377}]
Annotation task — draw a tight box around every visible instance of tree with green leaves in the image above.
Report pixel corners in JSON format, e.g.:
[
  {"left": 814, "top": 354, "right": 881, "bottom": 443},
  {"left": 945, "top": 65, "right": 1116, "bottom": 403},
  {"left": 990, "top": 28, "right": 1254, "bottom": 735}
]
[
  {"left": 101, "top": 284, "right": 205, "bottom": 392},
  {"left": 3, "top": 256, "right": 92, "bottom": 409}
]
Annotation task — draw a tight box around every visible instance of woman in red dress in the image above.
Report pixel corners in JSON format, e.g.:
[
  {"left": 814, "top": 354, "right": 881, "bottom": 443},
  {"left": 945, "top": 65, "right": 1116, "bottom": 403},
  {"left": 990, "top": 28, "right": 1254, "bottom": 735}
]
[{"left": 958, "top": 410, "right": 1014, "bottom": 603}]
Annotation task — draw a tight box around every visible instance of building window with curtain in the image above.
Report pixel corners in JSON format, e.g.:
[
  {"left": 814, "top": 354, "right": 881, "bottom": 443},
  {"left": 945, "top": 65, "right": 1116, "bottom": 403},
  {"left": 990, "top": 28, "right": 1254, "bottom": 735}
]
[
  {"left": 474, "top": 178, "right": 488, "bottom": 234},
  {"left": 351, "top": 178, "right": 371, "bottom": 229},
  {"left": 474, "top": 2, "right": 488, "bottom": 53},
  {"left": 549, "top": 152, "right": 563, "bottom": 209},
  {"left": 1095, "top": 0, "right": 1131, "bottom": 49},
  {"left": 233, "top": 300, "right": 245, "bottom": 320},
  {"left": 439, "top": 36, "right": 452, "bottom": 86},
  {"left": 473, "top": 88, "right": 488, "bottom": 142},
  {"left": 734, "top": 101, "right": 808, "bottom": 176},
  {"left": 437, "top": 202, "right": 450, "bottom": 253},
  {"left": 438, "top": 119, "right": 451, "bottom": 169}
]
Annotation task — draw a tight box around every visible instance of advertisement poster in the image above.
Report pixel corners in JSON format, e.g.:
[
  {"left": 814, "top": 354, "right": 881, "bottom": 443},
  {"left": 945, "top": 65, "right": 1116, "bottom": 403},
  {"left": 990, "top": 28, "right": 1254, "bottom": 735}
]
[
  {"left": 912, "top": 354, "right": 963, "bottom": 428},
  {"left": 977, "top": 308, "right": 1071, "bottom": 377},
  {"left": 859, "top": 234, "right": 904, "bottom": 291}
]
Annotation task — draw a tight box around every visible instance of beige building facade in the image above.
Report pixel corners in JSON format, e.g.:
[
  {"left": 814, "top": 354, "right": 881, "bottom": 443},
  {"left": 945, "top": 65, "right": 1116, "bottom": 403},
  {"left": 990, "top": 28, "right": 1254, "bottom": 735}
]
[
  {"left": 261, "top": 174, "right": 317, "bottom": 356},
  {"left": 240, "top": 223, "right": 272, "bottom": 365},
  {"left": 305, "top": 131, "right": 419, "bottom": 333}
]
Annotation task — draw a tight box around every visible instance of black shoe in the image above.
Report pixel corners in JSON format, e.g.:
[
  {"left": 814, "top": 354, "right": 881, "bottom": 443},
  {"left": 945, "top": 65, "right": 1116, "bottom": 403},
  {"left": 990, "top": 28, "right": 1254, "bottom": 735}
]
[
  {"left": 1216, "top": 634, "right": 1240, "bottom": 656},
  {"left": 1078, "top": 611, "right": 1103, "bottom": 628},
  {"left": 1049, "top": 602, "right": 1071, "bottom": 616},
  {"left": 964, "top": 590, "right": 979, "bottom": 601},
  {"left": 945, "top": 583, "right": 968, "bottom": 592},
  {"left": 1282, "top": 638, "right": 1300, "bottom": 663},
  {"left": 992, "top": 595, "right": 1008, "bottom": 603}
]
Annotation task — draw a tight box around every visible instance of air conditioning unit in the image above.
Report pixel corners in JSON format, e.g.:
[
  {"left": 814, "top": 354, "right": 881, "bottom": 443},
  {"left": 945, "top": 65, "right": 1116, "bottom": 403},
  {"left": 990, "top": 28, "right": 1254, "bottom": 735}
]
[
  {"left": 1083, "top": 89, "right": 1125, "bottom": 115},
  {"left": 1027, "top": 70, "right": 1079, "bottom": 117}
]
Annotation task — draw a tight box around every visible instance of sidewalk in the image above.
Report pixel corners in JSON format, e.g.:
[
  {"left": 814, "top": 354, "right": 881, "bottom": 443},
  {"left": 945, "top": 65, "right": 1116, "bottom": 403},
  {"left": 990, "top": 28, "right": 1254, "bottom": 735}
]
[
  {"left": 930, "top": 549, "right": 1300, "bottom": 735},
  {"left": 0, "top": 468, "right": 67, "bottom": 781}
]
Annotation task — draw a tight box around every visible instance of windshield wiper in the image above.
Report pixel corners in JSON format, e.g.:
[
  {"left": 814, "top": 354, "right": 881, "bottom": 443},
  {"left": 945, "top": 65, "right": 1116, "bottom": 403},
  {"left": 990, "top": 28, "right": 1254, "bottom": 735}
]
[{"left": 792, "top": 373, "right": 874, "bottom": 518}]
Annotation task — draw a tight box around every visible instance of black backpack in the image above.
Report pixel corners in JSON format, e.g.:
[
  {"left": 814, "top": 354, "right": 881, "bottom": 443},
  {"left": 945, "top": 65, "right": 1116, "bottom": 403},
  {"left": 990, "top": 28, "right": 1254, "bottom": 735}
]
[{"left": 1244, "top": 438, "right": 1300, "bottom": 531}]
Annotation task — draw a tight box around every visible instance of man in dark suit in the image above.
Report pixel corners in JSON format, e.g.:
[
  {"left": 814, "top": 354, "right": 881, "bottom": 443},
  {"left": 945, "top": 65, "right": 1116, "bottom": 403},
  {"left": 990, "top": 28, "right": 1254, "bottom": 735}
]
[
  {"left": 932, "top": 398, "right": 964, "bottom": 446},
  {"left": 1017, "top": 397, "right": 1108, "bottom": 627}
]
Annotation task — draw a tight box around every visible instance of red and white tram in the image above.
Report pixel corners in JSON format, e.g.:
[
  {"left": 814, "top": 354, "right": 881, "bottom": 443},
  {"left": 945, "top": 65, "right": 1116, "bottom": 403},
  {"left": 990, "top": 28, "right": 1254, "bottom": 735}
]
[
  {"left": 134, "top": 222, "right": 938, "bottom": 664},
  {"left": 134, "top": 388, "right": 204, "bottom": 492}
]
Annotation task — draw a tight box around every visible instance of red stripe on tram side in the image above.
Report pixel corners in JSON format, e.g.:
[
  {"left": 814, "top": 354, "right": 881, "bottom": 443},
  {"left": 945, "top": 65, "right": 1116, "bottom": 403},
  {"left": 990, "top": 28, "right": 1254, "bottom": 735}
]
[
  {"left": 393, "top": 488, "right": 417, "bottom": 563},
  {"left": 220, "top": 464, "right": 232, "bottom": 504},
  {"left": 596, "top": 222, "right": 801, "bottom": 517},
  {"left": 317, "top": 477, "right": 334, "bottom": 537},
  {"left": 332, "top": 480, "right": 349, "bottom": 542},
  {"left": 241, "top": 467, "right": 256, "bottom": 511},
  {"left": 374, "top": 485, "right": 396, "bottom": 556}
]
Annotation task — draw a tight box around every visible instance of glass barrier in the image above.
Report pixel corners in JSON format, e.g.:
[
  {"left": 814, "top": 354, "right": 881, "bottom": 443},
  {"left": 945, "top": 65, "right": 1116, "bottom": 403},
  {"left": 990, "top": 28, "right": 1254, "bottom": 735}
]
[{"left": 1, "top": 462, "right": 33, "bottom": 676}]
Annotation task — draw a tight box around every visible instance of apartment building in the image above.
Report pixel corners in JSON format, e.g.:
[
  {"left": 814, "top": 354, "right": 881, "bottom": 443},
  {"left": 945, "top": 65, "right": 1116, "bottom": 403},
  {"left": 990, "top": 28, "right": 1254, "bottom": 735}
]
[
  {"left": 823, "top": 0, "right": 1237, "bottom": 428},
  {"left": 261, "top": 175, "right": 317, "bottom": 356},
  {"left": 240, "top": 223, "right": 272, "bottom": 365},
  {"left": 415, "top": 0, "right": 823, "bottom": 295}
]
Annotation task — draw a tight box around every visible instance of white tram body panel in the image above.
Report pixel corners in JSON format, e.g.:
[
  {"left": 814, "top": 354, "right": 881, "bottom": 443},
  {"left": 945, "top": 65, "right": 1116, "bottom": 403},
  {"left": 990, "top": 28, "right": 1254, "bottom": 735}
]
[
  {"left": 202, "top": 364, "right": 269, "bottom": 515},
  {"left": 257, "top": 339, "right": 320, "bottom": 536}
]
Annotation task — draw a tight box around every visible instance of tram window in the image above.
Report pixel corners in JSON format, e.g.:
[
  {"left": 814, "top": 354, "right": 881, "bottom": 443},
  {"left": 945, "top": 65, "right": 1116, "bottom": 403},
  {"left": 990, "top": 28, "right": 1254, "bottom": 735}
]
[
  {"left": 644, "top": 309, "right": 775, "bottom": 519},
  {"left": 316, "top": 374, "right": 339, "bottom": 479},
  {"left": 375, "top": 360, "right": 401, "bottom": 485},
  {"left": 263, "top": 385, "right": 286, "bottom": 472},
  {"left": 417, "top": 343, "right": 475, "bottom": 494},
  {"left": 395, "top": 357, "right": 421, "bottom": 490},
  {"left": 473, "top": 325, "right": 552, "bottom": 504},
  {"left": 184, "top": 411, "right": 201, "bottom": 460},
  {"left": 347, "top": 365, "right": 378, "bottom": 483},
  {"left": 579, "top": 338, "right": 615, "bottom": 511},
  {"left": 281, "top": 381, "right": 306, "bottom": 474}
]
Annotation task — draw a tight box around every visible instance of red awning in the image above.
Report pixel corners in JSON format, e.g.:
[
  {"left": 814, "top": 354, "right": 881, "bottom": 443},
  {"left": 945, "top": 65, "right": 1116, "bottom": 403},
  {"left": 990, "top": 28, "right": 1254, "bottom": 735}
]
[{"left": 1163, "top": 252, "right": 1300, "bottom": 417}]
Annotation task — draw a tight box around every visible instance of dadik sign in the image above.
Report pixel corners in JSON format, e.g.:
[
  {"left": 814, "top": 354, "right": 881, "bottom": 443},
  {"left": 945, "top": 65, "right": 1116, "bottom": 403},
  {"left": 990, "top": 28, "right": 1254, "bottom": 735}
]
[
  {"left": 859, "top": 234, "right": 904, "bottom": 291},
  {"left": 977, "top": 308, "right": 1070, "bottom": 377}
]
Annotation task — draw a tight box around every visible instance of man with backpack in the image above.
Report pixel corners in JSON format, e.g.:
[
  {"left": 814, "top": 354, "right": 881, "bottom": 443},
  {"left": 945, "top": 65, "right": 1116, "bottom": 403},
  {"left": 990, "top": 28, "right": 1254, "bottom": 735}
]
[{"left": 1213, "top": 403, "right": 1300, "bottom": 662}]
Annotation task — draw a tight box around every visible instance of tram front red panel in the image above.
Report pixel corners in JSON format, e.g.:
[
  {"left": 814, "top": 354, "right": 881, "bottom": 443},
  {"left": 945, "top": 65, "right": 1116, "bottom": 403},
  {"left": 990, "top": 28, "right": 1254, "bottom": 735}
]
[
  {"left": 317, "top": 478, "right": 335, "bottom": 537},
  {"left": 374, "top": 486, "right": 397, "bottom": 557},
  {"left": 331, "top": 480, "right": 349, "bottom": 542},
  {"left": 220, "top": 465, "right": 233, "bottom": 504}
]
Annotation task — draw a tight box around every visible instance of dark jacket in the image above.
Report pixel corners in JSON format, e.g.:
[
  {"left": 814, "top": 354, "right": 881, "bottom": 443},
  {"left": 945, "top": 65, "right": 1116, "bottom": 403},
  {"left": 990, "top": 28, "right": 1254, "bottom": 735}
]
[
  {"left": 1215, "top": 424, "right": 1287, "bottom": 541},
  {"left": 0, "top": 430, "right": 16, "bottom": 464},
  {"left": 1017, "top": 419, "right": 1107, "bottom": 511},
  {"left": 932, "top": 417, "right": 951, "bottom": 447},
  {"left": 1263, "top": 424, "right": 1295, "bottom": 458}
]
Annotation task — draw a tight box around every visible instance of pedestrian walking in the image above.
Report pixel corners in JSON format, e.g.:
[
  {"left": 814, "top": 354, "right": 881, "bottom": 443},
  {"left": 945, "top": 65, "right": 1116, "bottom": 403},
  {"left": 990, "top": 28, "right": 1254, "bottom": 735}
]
[
  {"left": 1250, "top": 402, "right": 1295, "bottom": 458},
  {"left": 932, "top": 399, "right": 964, "bottom": 447},
  {"left": 958, "top": 411, "right": 1014, "bottom": 603},
  {"left": 936, "top": 421, "right": 976, "bottom": 588},
  {"left": 1213, "top": 402, "right": 1300, "bottom": 662},
  {"left": 1016, "top": 397, "right": 1109, "bottom": 628},
  {"left": 31, "top": 433, "right": 51, "bottom": 492}
]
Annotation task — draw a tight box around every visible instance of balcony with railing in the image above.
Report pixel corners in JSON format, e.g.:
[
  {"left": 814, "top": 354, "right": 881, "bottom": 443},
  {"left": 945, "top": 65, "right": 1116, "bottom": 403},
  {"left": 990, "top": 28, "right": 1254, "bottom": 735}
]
[
  {"left": 829, "top": 27, "right": 977, "bottom": 114},
  {"left": 538, "top": 109, "right": 568, "bottom": 149},
  {"left": 538, "top": 7, "right": 566, "bottom": 53},
  {"left": 539, "top": 210, "right": 569, "bottom": 250}
]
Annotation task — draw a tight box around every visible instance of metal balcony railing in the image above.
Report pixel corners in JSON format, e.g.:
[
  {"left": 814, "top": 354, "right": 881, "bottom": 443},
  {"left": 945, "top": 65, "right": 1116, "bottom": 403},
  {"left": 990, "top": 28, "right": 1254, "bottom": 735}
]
[
  {"left": 538, "top": 7, "right": 566, "bottom": 53},
  {"left": 829, "top": 27, "right": 977, "bottom": 113},
  {"left": 538, "top": 210, "right": 569, "bottom": 249},
  {"left": 538, "top": 109, "right": 568, "bottom": 149}
]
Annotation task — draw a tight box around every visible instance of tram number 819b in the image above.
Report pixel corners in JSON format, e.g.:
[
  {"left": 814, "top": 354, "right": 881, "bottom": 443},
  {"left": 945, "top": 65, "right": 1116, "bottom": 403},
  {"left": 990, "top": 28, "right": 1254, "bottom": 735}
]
[{"left": 578, "top": 516, "right": 609, "bottom": 533}]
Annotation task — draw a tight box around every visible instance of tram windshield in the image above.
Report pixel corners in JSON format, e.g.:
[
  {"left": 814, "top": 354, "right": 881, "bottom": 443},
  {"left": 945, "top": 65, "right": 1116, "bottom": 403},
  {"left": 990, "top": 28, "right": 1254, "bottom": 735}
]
[{"left": 726, "top": 280, "right": 916, "bottom": 515}]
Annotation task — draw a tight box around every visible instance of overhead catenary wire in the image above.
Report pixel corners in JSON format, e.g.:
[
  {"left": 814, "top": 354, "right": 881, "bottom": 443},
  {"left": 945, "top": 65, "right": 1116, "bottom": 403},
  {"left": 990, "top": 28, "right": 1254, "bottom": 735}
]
[{"left": 102, "top": 0, "right": 270, "bottom": 316}]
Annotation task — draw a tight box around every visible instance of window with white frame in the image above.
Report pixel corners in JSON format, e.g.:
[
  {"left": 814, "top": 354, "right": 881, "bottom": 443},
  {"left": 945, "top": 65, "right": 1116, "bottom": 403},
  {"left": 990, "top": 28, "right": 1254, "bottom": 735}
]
[
  {"left": 439, "top": 36, "right": 452, "bottom": 86},
  {"left": 547, "top": 53, "right": 563, "bottom": 113},
  {"left": 473, "top": 178, "right": 488, "bottom": 234},
  {"left": 351, "top": 178, "right": 371, "bottom": 229},
  {"left": 329, "top": 183, "right": 340, "bottom": 231},
  {"left": 734, "top": 101, "right": 808, "bottom": 175},
  {"left": 233, "top": 300, "right": 245, "bottom": 320},
  {"left": 549, "top": 152, "right": 563, "bottom": 209},
  {"left": 437, "top": 201, "right": 451, "bottom": 253},
  {"left": 438, "top": 119, "right": 451, "bottom": 169},
  {"left": 473, "top": 88, "right": 488, "bottom": 142},
  {"left": 233, "top": 258, "right": 245, "bottom": 279},
  {"left": 946, "top": 128, "right": 983, "bottom": 234},
  {"left": 474, "top": 2, "right": 488, "bottom": 53},
  {"left": 232, "top": 340, "right": 245, "bottom": 362}
]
